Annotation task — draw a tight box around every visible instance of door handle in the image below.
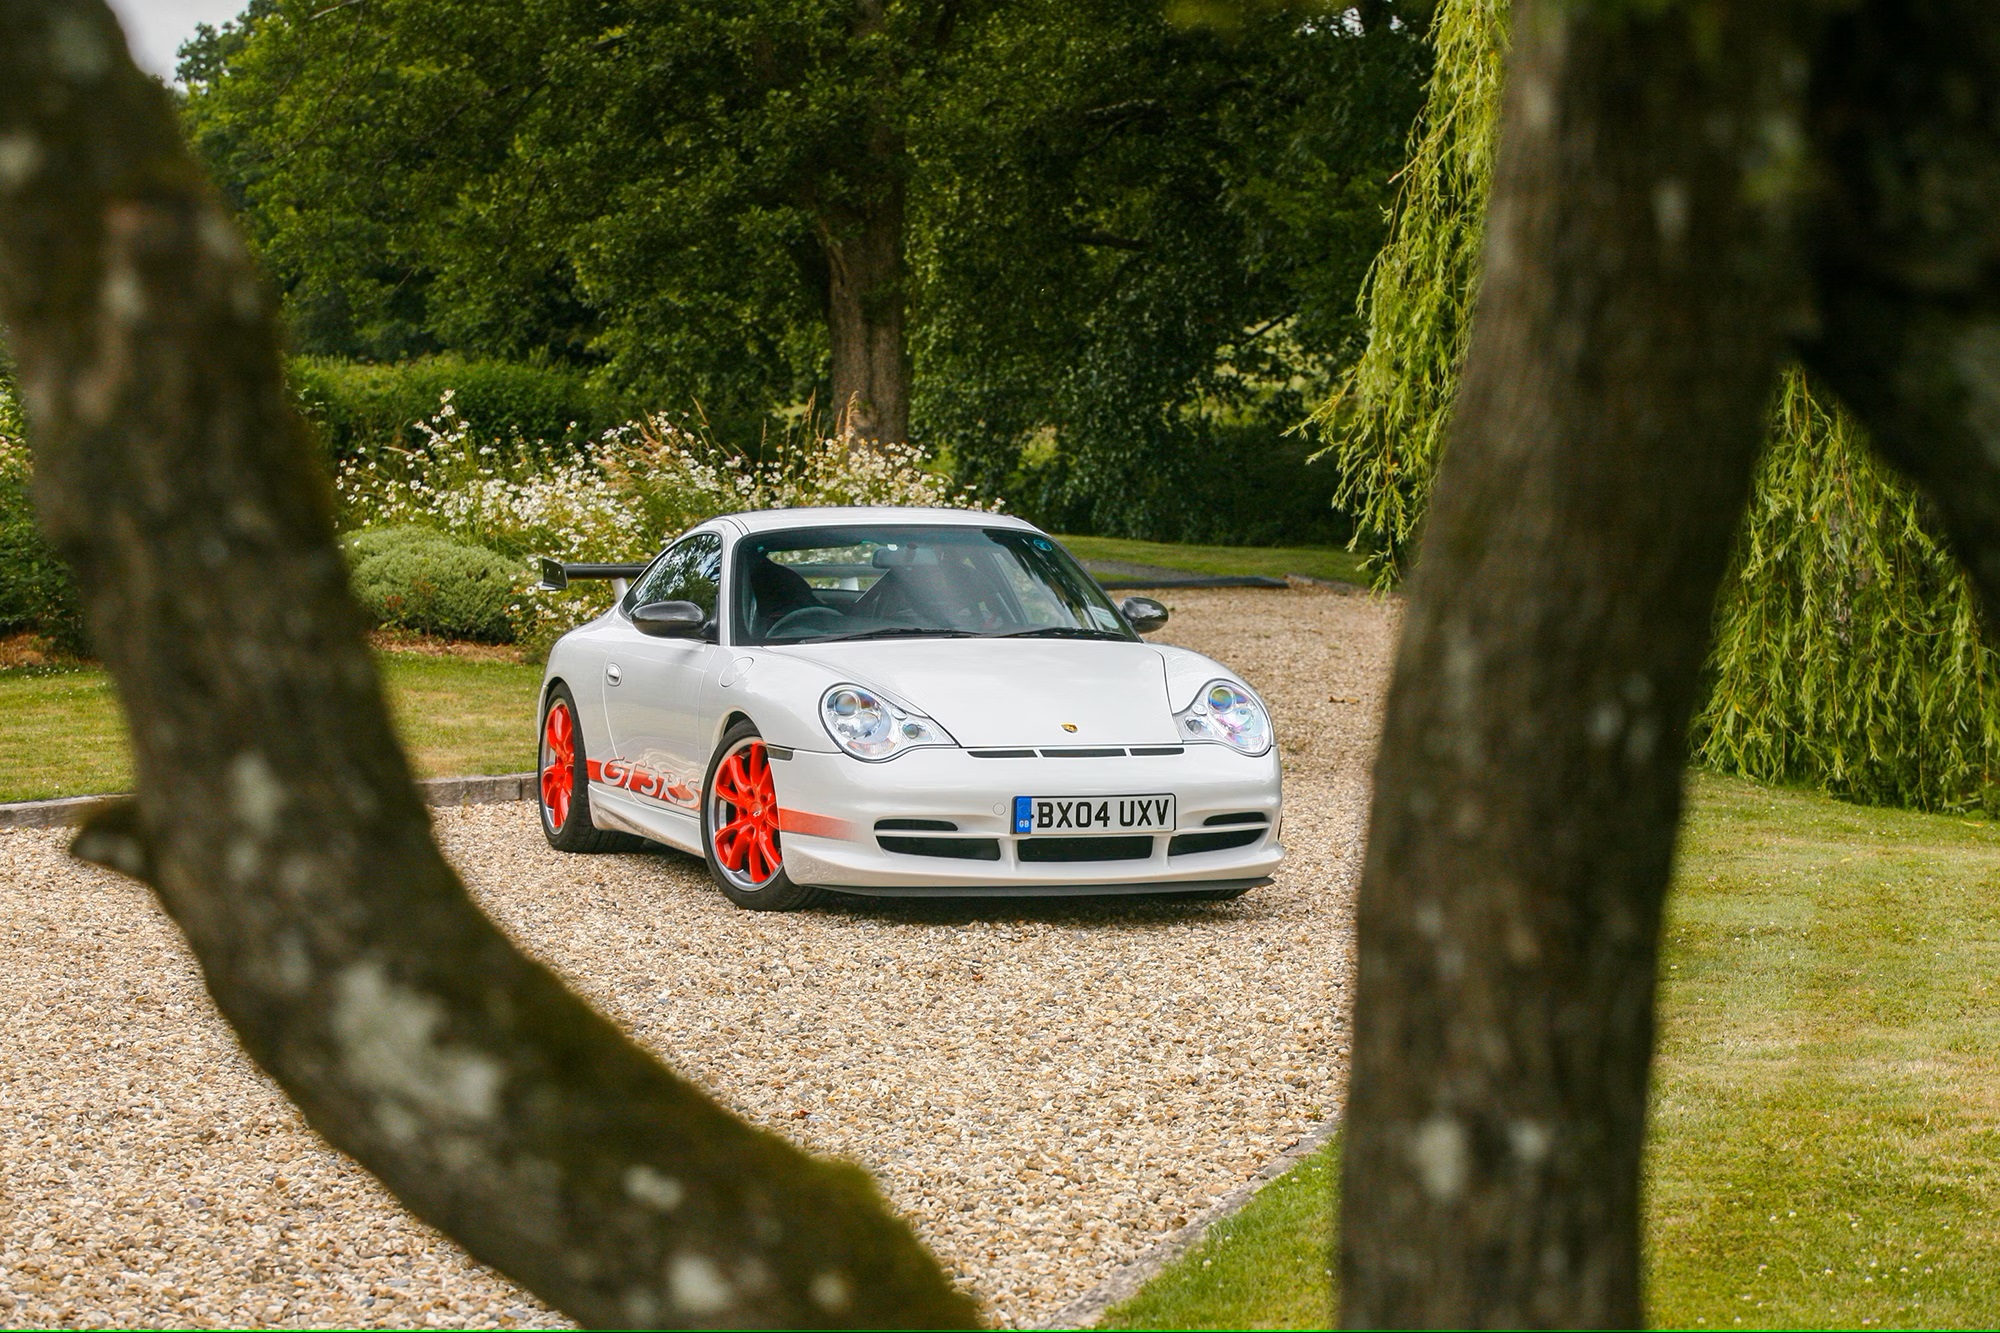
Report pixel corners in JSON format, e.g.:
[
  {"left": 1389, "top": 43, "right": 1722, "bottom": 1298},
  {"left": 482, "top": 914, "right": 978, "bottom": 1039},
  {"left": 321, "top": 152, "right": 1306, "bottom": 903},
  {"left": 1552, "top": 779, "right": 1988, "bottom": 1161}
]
[{"left": 605, "top": 663, "right": 622, "bottom": 686}]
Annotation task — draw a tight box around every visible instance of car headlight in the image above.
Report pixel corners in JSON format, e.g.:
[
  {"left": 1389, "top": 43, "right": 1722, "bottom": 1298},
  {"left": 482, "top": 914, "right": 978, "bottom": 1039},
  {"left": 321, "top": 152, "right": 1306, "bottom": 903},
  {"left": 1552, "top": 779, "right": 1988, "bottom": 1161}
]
[
  {"left": 1175, "top": 679, "right": 1273, "bottom": 756},
  {"left": 820, "top": 683, "right": 955, "bottom": 761}
]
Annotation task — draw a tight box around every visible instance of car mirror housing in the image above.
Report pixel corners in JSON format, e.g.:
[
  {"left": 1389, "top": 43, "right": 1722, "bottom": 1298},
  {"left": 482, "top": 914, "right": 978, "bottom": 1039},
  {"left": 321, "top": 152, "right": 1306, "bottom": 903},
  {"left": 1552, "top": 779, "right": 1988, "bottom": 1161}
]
[
  {"left": 632, "top": 600, "right": 708, "bottom": 638},
  {"left": 1119, "top": 595, "right": 1169, "bottom": 634}
]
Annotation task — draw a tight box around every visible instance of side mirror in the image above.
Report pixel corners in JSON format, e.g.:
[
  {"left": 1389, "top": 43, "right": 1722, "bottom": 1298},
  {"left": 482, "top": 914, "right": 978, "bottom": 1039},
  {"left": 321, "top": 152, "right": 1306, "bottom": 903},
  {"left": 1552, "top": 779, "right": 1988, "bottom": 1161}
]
[
  {"left": 1120, "top": 595, "right": 1169, "bottom": 635},
  {"left": 632, "top": 600, "right": 708, "bottom": 638}
]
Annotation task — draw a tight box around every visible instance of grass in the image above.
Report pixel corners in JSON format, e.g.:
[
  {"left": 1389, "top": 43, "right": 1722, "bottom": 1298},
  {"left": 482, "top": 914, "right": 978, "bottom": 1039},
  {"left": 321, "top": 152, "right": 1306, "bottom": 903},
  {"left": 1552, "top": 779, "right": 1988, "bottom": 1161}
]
[
  {"left": 1101, "top": 1141, "right": 1338, "bottom": 1329},
  {"left": 1102, "top": 772, "right": 2000, "bottom": 1328},
  {"left": 1056, "top": 534, "right": 1370, "bottom": 587},
  {"left": 0, "top": 652, "right": 542, "bottom": 802}
]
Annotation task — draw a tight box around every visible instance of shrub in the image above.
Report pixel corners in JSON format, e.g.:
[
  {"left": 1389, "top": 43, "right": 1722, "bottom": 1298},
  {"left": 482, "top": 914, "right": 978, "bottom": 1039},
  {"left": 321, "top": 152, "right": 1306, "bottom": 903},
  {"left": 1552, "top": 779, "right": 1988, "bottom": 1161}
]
[
  {"left": 292, "top": 355, "right": 631, "bottom": 465},
  {"left": 342, "top": 526, "right": 522, "bottom": 643},
  {"left": 1693, "top": 377, "right": 2000, "bottom": 813},
  {"left": 0, "top": 382, "right": 88, "bottom": 656},
  {"left": 335, "top": 393, "right": 999, "bottom": 655},
  {"left": 1011, "top": 421, "right": 1354, "bottom": 547}
]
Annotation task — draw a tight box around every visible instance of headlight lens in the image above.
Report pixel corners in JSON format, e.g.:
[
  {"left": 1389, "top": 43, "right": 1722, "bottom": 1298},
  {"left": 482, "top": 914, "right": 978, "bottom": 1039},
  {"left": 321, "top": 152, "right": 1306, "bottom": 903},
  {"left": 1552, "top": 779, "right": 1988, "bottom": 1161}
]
[
  {"left": 1175, "top": 679, "right": 1273, "bottom": 756},
  {"left": 821, "top": 684, "right": 954, "bottom": 761}
]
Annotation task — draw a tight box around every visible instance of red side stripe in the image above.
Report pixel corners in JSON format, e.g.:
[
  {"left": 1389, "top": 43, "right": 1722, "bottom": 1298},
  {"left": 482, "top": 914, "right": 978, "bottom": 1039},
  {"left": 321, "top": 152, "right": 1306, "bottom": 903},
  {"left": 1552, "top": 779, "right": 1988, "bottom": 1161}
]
[{"left": 778, "top": 808, "right": 852, "bottom": 840}]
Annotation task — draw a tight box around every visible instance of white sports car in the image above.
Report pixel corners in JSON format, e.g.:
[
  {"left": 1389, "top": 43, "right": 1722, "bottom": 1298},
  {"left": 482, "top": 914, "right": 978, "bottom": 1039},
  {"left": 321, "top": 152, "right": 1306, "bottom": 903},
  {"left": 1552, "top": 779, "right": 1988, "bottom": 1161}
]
[{"left": 534, "top": 507, "right": 1284, "bottom": 910}]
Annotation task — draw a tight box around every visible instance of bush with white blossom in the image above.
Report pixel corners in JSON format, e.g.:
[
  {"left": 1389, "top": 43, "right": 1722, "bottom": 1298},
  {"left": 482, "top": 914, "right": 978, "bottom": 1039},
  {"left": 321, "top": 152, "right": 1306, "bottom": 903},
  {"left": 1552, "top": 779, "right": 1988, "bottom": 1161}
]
[{"left": 334, "top": 393, "right": 999, "bottom": 652}]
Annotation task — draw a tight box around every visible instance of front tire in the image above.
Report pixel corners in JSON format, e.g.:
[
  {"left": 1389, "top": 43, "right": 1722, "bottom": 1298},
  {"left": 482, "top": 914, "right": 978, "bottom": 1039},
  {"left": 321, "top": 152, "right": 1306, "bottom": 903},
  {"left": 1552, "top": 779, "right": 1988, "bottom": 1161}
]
[
  {"left": 539, "top": 682, "right": 647, "bottom": 853},
  {"left": 701, "top": 720, "right": 824, "bottom": 911}
]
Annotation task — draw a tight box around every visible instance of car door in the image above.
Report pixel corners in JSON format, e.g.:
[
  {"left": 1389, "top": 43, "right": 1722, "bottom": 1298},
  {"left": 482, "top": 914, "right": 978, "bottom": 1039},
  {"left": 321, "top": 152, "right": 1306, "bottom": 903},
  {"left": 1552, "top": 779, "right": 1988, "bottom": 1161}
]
[{"left": 599, "top": 531, "right": 724, "bottom": 819}]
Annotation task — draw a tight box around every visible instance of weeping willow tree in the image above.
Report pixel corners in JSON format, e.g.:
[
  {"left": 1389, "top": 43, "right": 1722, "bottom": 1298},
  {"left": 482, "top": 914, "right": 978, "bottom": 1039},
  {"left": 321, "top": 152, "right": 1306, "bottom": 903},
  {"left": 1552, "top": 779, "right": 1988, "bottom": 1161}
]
[
  {"left": 1316, "top": 0, "right": 2000, "bottom": 812},
  {"left": 1311, "top": 0, "right": 1507, "bottom": 579}
]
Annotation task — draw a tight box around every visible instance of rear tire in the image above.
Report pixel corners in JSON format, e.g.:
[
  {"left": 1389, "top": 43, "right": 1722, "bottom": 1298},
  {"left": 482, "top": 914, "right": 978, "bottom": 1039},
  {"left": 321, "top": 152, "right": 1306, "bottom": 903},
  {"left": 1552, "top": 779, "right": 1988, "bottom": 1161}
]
[
  {"left": 701, "top": 720, "right": 825, "bottom": 911},
  {"left": 539, "top": 682, "right": 648, "bottom": 853}
]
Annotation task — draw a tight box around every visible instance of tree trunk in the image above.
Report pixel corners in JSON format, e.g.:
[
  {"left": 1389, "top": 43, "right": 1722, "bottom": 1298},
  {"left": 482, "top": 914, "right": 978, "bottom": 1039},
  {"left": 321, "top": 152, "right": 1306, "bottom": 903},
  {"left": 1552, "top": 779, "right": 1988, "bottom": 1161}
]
[
  {"left": 820, "top": 0, "right": 910, "bottom": 446},
  {"left": 1338, "top": 1, "right": 1816, "bottom": 1323},
  {"left": 1342, "top": 0, "right": 2000, "bottom": 1323},
  {"left": 0, "top": 2, "right": 976, "bottom": 1326},
  {"left": 821, "top": 161, "right": 909, "bottom": 445}
]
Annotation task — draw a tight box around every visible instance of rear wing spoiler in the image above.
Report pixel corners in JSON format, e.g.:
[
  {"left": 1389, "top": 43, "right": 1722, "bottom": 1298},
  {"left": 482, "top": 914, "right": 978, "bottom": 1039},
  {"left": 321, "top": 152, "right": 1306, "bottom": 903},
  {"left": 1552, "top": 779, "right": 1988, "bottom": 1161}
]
[{"left": 533, "top": 557, "right": 648, "bottom": 593}]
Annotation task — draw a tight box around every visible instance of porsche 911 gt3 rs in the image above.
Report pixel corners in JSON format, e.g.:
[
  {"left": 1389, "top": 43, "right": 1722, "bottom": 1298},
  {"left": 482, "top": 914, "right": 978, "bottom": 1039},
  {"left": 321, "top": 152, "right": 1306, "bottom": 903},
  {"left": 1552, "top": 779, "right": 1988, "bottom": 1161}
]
[{"left": 535, "top": 508, "right": 1284, "bottom": 910}]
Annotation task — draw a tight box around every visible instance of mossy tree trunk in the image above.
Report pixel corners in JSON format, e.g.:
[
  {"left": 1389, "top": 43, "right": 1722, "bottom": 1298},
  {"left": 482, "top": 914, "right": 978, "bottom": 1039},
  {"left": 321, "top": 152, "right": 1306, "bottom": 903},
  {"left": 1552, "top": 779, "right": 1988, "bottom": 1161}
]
[
  {"left": 1343, "top": 0, "right": 2000, "bottom": 1323},
  {"left": 0, "top": 1, "right": 976, "bottom": 1325}
]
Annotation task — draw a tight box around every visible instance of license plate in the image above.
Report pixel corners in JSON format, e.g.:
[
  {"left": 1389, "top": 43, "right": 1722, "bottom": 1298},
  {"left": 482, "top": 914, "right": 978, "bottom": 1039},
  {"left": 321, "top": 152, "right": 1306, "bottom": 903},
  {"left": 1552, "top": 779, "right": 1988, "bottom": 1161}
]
[{"left": 1013, "top": 794, "right": 1176, "bottom": 835}]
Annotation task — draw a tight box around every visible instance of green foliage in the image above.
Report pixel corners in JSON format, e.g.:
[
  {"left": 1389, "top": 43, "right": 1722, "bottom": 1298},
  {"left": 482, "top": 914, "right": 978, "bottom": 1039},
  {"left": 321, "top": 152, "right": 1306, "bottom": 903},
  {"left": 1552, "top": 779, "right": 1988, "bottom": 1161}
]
[
  {"left": 179, "top": 0, "right": 1427, "bottom": 543},
  {"left": 1317, "top": 0, "right": 2000, "bottom": 812},
  {"left": 342, "top": 526, "right": 521, "bottom": 643},
  {"left": 1693, "top": 375, "right": 2000, "bottom": 812},
  {"left": 0, "top": 375, "right": 87, "bottom": 655},
  {"left": 914, "top": 2, "right": 1425, "bottom": 542},
  {"left": 1307, "top": 0, "right": 1506, "bottom": 580},
  {"left": 291, "top": 354, "right": 628, "bottom": 463}
]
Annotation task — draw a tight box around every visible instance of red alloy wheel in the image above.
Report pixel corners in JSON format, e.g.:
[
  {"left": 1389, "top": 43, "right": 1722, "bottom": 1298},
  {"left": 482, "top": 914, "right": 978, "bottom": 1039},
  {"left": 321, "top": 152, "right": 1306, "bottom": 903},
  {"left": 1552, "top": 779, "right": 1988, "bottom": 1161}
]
[
  {"left": 709, "top": 739, "right": 781, "bottom": 888},
  {"left": 541, "top": 700, "right": 575, "bottom": 831}
]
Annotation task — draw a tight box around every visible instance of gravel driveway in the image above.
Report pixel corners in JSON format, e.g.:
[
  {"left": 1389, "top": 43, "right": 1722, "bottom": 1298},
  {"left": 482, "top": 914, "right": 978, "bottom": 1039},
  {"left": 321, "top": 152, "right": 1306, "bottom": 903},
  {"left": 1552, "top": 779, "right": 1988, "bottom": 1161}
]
[{"left": 0, "top": 585, "right": 1396, "bottom": 1328}]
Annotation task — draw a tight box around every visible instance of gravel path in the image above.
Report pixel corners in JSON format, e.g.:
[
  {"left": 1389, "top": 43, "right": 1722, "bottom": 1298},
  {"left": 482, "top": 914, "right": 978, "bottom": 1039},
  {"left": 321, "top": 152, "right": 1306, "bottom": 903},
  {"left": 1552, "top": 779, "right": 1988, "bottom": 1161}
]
[{"left": 0, "top": 586, "right": 1397, "bottom": 1328}]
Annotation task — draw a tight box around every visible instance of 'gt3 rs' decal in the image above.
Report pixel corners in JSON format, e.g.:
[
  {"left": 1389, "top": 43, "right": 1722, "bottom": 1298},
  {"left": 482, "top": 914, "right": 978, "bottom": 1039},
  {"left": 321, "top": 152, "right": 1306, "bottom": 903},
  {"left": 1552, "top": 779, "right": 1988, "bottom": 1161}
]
[
  {"left": 587, "top": 757, "right": 698, "bottom": 808},
  {"left": 588, "top": 758, "right": 852, "bottom": 840}
]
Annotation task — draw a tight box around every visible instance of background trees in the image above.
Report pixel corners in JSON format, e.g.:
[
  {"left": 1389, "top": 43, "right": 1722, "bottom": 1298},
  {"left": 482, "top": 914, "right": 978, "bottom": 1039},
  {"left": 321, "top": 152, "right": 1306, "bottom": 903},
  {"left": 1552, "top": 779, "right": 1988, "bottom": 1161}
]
[{"left": 178, "top": 0, "right": 1426, "bottom": 541}]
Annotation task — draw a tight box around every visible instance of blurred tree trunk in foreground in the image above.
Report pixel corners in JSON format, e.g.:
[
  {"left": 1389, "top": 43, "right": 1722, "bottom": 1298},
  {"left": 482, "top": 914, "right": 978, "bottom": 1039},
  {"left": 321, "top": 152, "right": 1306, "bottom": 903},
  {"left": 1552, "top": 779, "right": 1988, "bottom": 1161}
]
[
  {"left": 1344, "top": 0, "right": 2000, "bottom": 1324},
  {"left": 0, "top": 1, "right": 976, "bottom": 1325}
]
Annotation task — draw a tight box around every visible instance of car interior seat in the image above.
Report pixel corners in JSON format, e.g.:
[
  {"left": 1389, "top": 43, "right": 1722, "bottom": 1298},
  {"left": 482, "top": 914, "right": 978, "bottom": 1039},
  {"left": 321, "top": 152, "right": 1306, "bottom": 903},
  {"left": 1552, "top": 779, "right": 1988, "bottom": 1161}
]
[{"left": 747, "top": 555, "right": 822, "bottom": 636}]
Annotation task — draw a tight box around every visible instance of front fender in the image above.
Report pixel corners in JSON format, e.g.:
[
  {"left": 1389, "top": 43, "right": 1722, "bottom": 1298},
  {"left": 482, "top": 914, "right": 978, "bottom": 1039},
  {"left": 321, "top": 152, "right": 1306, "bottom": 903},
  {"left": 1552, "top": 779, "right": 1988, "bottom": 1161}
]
[
  {"left": 707, "top": 649, "right": 846, "bottom": 756},
  {"left": 1157, "top": 644, "right": 1263, "bottom": 712}
]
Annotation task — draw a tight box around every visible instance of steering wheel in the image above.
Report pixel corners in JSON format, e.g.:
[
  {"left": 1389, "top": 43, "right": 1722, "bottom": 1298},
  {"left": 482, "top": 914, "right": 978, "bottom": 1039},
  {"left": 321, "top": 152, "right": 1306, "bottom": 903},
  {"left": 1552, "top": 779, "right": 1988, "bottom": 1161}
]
[{"left": 767, "top": 606, "right": 847, "bottom": 638}]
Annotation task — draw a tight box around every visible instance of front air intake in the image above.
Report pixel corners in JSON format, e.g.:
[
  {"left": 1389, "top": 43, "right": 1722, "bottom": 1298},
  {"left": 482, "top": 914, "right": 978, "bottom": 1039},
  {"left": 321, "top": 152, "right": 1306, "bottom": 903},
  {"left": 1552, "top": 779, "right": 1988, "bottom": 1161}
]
[
  {"left": 878, "top": 836, "right": 1002, "bottom": 861},
  {"left": 1016, "top": 836, "right": 1154, "bottom": 863},
  {"left": 1169, "top": 828, "right": 1265, "bottom": 856}
]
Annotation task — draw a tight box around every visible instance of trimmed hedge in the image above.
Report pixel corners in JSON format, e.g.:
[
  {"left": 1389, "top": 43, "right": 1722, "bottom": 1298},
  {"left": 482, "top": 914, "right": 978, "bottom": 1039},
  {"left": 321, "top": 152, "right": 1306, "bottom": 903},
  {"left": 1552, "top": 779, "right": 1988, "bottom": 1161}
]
[
  {"left": 293, "top": 355, "right": 633, "bottom": 464},
  {"left": 343, "top": 526, "right": 521, "bottom": 643},
  {"left": 1012, "top": 421, "right": 1355, "bottom": 548}
]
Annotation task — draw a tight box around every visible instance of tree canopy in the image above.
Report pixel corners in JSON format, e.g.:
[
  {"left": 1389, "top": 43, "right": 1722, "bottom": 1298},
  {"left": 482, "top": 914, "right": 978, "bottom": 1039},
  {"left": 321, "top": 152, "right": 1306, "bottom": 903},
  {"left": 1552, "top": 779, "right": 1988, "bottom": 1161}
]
[{"left": 178, "top": 0, "right": 1425, "bottom": 535}]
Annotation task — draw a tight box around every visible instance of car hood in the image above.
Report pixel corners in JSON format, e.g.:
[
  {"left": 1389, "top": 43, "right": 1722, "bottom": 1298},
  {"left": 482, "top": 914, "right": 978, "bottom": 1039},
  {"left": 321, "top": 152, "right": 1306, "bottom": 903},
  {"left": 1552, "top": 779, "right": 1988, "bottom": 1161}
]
[{"left": 774, "top": 639, "right": 1181, "bottom": 748}]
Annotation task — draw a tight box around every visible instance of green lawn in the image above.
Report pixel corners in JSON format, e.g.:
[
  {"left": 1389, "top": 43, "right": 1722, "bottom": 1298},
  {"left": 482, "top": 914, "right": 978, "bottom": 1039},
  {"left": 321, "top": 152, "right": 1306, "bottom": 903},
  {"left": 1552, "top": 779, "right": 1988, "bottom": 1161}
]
[
  {"left": 1102, "top": 1141, "right": 1339, "bottom": 1330},
  {"left": 1056, "top": 534, "right": 1371, "bottom": 587},
  {"left": 1104, "top": 773, "right": 2000, "bottom": 1328},
  {"left": 0, "top": 654, "right": 542, "bottom": 802}
]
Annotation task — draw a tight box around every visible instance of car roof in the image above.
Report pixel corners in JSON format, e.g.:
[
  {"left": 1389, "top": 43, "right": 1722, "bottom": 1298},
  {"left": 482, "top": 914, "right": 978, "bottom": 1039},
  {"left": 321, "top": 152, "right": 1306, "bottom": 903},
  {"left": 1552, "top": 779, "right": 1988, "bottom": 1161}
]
[{"left": 712, "top": 506, "right": 1039, "bottom": 536}]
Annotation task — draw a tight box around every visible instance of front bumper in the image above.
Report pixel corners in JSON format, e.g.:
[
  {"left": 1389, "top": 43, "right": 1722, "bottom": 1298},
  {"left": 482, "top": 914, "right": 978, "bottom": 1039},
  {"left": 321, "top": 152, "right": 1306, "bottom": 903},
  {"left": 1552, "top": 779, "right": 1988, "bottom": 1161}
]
[{"left": 770, "top": 744, "right": 1284, "bottom": 894}]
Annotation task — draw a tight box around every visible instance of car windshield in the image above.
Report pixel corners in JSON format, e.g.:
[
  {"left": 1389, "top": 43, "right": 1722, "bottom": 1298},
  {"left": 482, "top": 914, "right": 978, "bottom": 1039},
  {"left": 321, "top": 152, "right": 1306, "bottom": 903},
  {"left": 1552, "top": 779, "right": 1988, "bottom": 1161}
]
[{"left": 733, "top": 524, "right": 1136, "bottom": 647}]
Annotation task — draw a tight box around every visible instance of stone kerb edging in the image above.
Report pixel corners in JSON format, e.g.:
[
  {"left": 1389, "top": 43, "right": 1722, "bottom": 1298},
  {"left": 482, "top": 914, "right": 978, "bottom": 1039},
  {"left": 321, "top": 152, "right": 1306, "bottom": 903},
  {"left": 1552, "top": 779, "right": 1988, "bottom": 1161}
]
[
  {"left": 1039, "top": 1114, "right": 1342, "bottom": 1330},
  {"left": 0, "top": 772, "right": 537, "bottom": 831}
]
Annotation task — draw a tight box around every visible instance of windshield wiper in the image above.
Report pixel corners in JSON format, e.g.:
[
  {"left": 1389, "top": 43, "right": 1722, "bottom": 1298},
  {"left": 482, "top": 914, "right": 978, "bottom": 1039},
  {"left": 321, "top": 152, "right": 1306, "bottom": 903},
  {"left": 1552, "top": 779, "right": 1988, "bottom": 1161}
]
[
  {"left": 988, "top": 626, "right": 1129, "bottom": 641},
  {"left": 799, "top": 626, "right": 982, "bottom": 644}
]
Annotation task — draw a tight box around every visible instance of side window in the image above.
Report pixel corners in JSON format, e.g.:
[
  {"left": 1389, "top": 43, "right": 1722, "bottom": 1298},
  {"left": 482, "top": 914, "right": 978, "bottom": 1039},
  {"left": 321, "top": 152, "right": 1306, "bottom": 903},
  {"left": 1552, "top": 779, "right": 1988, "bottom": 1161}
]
[{"left": 628, "top": 533, "right": 722, "bottom": 618}]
